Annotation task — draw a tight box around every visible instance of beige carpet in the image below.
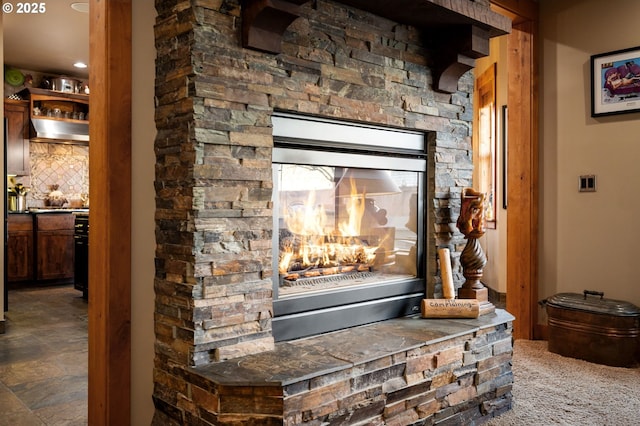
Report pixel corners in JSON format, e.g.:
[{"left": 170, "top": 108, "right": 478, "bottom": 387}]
[{"left": 487, "top": 340, "right": 640, "bottom": 426}]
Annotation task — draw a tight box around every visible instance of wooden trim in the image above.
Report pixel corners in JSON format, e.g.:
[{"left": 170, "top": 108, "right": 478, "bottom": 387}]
[
  {"left": 490, "top": 0, "right": 540, "bottom": 341},
  {"left": 474, "top": 63, "right": 498, "bottom": 225},
  {"left": 491, "top": 0, "right": 538, "bottom": 22},
  {"left": 529, "top": 17, "right": 540, "bottom": 340},
  {"left": 534, "top": 323, "right": 548, "bottom": 341},
  {"left": 505, "top": 18, "right": 538, "bottom": 340},
  {"left": 88, "top": 1, "right": 132, "bottom": 424}
]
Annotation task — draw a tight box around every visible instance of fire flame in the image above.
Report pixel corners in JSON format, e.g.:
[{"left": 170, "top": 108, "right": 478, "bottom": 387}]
[
  {"left": 279, "top": 178, "right": 379, "bottom": 277},
  {"left": 338, "top": 177, "right": 365, "bottom": 237}
]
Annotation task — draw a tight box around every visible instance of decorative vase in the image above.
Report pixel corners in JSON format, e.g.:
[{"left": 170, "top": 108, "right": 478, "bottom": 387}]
[{"left": 46, "top": 184, "right": 68, "bottom": 207}]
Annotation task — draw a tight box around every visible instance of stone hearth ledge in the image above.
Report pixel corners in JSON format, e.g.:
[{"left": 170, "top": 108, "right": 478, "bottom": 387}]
[
  {"left": 196, "top": 310, "right": 514, "bottom": 386},
  {"left": 182, "top": 309, "right": 515, "bottom": 424}
]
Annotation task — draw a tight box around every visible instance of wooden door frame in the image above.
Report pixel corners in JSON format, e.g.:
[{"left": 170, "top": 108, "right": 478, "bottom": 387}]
[
  {"left": 88, "top": 1, "right": 132, "bottom": 424},
  {"left": 491, "top": 0, "right": 539, "bottom": 340}
]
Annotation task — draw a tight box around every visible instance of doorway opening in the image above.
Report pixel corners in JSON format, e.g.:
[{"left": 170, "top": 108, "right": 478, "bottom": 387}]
[{"left": 1, "top": 2, "right": 91, "bottom": 422}]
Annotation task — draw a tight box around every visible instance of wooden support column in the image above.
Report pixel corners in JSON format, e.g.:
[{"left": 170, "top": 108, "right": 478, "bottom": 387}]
[
  {"left": 506, "top": 19, "right": 538, "bottom": 340},
  {"left": 88, "top": 0, "right": 132, "bottom": 424}
]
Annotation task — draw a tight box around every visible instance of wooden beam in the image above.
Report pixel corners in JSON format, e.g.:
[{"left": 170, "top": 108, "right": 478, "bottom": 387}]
[
  {"left": 339, "top": 0, "right": 511, "bottom": 36},
  {"left": 241, "top": 0, "right": 304, "bottom": 53},
  {"left": 506, "top": 19, "right": 538, "bottom": 340},
  {"left": 88, "top": 0, "right": 132, "bottom": 424},
  {"left": 242, "top": 0, "right": 510, "bottom": 92},
  {"left": 432, "top": 25, "right": 490, "bottom": 93}
]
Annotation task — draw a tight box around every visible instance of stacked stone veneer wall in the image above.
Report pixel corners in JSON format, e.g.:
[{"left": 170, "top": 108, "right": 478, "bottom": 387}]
[
  {"left": 153, "top": 0, "right": 476, "bottom": 422},
  {"left": 280, "top": 323, "right": 514, "bottom": 426}
]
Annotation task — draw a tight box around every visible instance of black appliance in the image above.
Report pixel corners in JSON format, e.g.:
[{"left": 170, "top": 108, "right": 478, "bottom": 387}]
[{"left": 74, "top": 213, "right": 89, "bottom": 299}]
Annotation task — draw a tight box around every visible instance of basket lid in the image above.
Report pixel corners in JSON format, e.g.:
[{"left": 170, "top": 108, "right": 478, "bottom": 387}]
[{"left": 547, "top": 291, "right": 640, "bottom": 317}]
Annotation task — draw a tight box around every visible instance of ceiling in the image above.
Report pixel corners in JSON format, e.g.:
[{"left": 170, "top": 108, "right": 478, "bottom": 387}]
[{"left": 3, "top": 1, "right": 89, "bottom": 79}]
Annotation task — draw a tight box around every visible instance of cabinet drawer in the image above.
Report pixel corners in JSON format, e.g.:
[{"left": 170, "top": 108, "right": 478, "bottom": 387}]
[
  {"left": 8, "top": 214, "right": 33, "bottom": 231},
  {"left": 36, "top": 213, "right": 75, "bottom": 231}
]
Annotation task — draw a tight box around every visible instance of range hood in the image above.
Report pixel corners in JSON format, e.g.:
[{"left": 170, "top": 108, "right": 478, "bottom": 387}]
[
  {"left": 18, "top": 87, "right": 90, "bottom": 144},
  {"left": 30, "top": 118, "right": 89, "bottom": 143}
]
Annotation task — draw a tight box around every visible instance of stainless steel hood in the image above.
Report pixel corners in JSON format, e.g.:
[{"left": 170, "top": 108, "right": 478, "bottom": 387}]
[{"left": 30, "top": 117, "right": 89, "bottom": 144}]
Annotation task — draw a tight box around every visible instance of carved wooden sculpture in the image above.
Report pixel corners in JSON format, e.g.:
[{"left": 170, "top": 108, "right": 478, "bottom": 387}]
[{"left": 456, "top": 188, "right": 495, "bottom": 315}]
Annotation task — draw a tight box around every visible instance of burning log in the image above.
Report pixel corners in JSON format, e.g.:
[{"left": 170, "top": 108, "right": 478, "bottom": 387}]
[
  {"left": 280, "top": 263, "right": 373, "bottom": 283},
  {"left": 280, "top": 269, "right": 377, "bottom": 290},
  {"left": 279, "top": 228, "right": 382, "bottom": 278},
  {"left": 277, "top": 180, "right": 395, "bottom": 291}
]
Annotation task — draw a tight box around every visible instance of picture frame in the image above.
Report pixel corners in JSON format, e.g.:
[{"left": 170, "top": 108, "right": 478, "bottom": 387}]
[{"left": 591, "top": 46, "right": 640, "bottom": 117}]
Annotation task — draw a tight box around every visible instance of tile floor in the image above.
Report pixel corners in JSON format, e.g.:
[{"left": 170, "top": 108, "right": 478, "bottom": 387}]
[{"left": 0, "top": 285, "right": 88, "bottom": 425}]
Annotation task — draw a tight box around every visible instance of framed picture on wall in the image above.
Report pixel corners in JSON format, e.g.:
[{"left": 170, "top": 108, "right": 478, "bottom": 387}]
[{"left": 591, "top": 46, "right": 640, "bottom": 117}]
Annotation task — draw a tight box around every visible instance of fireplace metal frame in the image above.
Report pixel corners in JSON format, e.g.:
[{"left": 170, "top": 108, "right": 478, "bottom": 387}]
[{"left": 271, "top": 112, "right": 428, "bottom": 341}]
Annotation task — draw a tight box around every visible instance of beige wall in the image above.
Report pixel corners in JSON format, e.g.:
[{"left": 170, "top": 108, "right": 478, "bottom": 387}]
[
  {"left": 131, "top": 0, "right": 156, "bottom": 423},
  {"left": 539, "top": 0, "right": 640, "bottom": 322}
]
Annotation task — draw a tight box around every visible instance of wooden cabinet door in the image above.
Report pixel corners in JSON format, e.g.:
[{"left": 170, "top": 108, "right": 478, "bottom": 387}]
[
  {"left": 35, "top": 214, "right": 75, "bottom": 281},
  {"left": 37, "top": 230, "right": 75, "bottom": 281},
  {"left": 4, "top": 99, "right": 30, "bottom": 176},
  {"left": 7, "top": 232, "right": 34, "bottom": 282},
  {"left": 7, "top": 214, "right": 34, "bottom": 282}
]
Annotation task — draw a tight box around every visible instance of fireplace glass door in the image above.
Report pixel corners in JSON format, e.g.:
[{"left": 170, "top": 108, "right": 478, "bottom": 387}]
[
  {"left": 272, "top": 113, "right": 427, "bottom": 341},
  {"left": 275, "top": 165, "right": 418, "bottom": 296}
]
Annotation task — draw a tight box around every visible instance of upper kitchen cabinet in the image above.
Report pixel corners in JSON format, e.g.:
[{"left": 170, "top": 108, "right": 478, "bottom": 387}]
[{"left": 4, "top": 98, "right": 31, "bottom": 175}]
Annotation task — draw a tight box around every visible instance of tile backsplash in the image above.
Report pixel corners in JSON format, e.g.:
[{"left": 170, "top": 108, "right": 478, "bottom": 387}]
[{"left": 21, "top": 143, "right": 89, "bottom": 208}]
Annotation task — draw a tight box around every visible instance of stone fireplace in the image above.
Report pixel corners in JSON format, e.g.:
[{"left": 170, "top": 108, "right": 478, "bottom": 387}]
[{"left": 153, "top": 0, "right": 513, "bottom": 424}]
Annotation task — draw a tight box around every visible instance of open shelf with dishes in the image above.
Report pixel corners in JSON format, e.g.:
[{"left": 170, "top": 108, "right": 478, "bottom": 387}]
[
  {"left": 21, "top": 87, "right": 89, "bottom": 123},
  {"left": 14, "top": 87, "right": 90, "bottom": 144}
]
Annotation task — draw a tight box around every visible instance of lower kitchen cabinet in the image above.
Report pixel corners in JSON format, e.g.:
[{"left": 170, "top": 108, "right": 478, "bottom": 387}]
[
  {"left": 7, "top": 214, "right": 34, "bottom": 282},
  {"left": 36, "top": 214, "right": 75, "bottom": 282},
  {"left": 7, "top": 213, "right": 76, "bottom": 284}
]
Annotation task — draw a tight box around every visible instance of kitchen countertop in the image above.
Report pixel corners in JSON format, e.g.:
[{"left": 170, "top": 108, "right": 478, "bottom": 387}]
[{"left": 9, "top": 208, "right": 89, "bottom": 214}]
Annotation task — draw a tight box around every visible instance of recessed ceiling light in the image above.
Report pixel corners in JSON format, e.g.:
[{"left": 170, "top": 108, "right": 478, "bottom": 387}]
[
  {"left": 74, "top": 62, "right": 88, "bottom": 69},
  {"left": 71, "top": 2, "right": 89, "bottom": 13}
]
